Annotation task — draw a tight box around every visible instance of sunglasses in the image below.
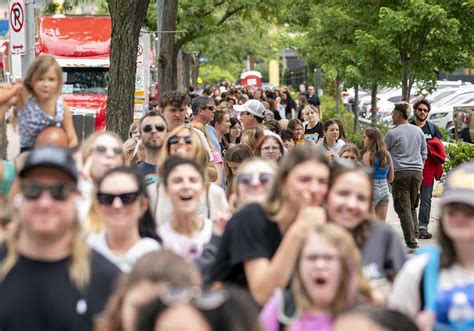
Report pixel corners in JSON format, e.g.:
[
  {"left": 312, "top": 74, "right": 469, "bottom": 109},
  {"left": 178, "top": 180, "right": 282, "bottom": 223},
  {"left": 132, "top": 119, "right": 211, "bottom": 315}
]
[
  {"left": 168, "top": 135, "right": 192, "bottom": 145},
  {"left": 96, "top": 191, "right": 141, "bottom": 205},
  {"left": 416, "top": 107, "right": 429, "bottom": 113},
  {"left": 237, "top": 172, "right": 274, "bottom": 186},
  {"left": 142, "top": 124, "right": 166, "bottom": 133},
  {"left": 94, "top": 145, "right": 123, "bottom": 156},
  {"left": 160, "top": 286, "right": 229, "bottom": 311},
  {"left": 21, "top": 182, "right": 76, "bottom": 201}
]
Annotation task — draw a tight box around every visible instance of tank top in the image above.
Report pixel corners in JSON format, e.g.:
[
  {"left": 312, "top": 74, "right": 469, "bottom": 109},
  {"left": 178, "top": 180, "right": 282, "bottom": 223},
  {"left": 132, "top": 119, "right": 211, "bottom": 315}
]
[
  {"left": 373, "top": 153, "right": 390, "bottom": 179},
  {"left": 18, "top": 96, "right": 65, "bottom": 149}
]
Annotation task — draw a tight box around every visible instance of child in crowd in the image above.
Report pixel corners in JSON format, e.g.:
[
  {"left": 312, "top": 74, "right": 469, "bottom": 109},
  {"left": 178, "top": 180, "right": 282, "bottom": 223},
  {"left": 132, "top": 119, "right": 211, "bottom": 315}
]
[
  {"left": 13, "top": 55, "right": 78, "bottom": 152},
  {"left": 260, "top": 224, "right": 373, "bottom": 331}
]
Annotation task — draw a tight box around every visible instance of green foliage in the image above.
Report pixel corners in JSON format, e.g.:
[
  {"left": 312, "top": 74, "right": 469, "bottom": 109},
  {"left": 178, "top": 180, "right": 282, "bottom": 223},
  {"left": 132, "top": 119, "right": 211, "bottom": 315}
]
[
  {"left": 199, "top": 64, "right": 235, "bottom": 84},
  {"left": 443, "top": 141, "right": 474, "bottom": 174},
  {"left": 438, "top": 127, "right": 454, "bottom": 143}
]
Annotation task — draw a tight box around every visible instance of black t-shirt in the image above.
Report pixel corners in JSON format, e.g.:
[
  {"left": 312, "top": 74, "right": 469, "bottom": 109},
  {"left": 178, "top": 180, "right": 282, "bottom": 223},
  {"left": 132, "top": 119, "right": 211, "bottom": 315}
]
[
  {"left": 304, "top": 122, "right": 324, "bottom": 144},
  {"left": 409, "top": 119, "right": 442, "bottom": 141},
  {"left": 207, "top": 203, "right": 282, "bottom": 289},
  {"left": 0, "top": 247, "right": 120, "bottom": 331}
]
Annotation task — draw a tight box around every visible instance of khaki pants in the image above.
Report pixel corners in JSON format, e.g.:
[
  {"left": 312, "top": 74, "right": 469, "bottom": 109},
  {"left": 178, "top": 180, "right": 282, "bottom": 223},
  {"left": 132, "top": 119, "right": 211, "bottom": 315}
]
[{"left": 392, "top": 170, "right": 422, "bottom": 245}]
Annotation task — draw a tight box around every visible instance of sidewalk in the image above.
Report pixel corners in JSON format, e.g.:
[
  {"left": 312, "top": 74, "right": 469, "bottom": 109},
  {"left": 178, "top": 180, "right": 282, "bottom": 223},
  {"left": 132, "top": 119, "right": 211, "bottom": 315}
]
[{"left": 386, "top": 194, "right": 440, "bottom": 247}]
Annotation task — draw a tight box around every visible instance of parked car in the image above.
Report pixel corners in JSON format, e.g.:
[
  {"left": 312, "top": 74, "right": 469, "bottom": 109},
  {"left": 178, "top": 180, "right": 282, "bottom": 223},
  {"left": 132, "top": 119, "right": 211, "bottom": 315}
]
[{"left": 429, "top": 94, "right": 474, "bottom": 129}]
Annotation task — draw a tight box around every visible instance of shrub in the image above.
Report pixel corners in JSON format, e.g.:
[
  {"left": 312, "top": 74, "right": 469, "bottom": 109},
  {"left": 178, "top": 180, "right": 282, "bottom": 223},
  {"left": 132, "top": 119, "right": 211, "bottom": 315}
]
[{"left": 443, "top": 141, "right": 474, "bottom": 174}]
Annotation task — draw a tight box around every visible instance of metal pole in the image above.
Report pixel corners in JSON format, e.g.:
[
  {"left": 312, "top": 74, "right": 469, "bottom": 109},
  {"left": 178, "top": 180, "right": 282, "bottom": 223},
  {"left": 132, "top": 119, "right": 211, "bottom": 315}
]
[{"left": 20, "top": 0, "right": 35, "bottom": 75}]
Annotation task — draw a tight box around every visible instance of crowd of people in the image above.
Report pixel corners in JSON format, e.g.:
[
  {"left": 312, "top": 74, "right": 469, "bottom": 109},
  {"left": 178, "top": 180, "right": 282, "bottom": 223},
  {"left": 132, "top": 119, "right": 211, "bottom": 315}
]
[{"left": 0, "top": 55, "right": 473, "bottom": 331}]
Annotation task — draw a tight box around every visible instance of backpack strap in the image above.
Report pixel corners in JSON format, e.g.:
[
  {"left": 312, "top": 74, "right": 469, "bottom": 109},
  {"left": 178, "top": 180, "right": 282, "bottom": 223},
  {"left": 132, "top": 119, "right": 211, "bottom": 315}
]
[{"left": 276, "top": 288, "right": 298, "bottom": 331}]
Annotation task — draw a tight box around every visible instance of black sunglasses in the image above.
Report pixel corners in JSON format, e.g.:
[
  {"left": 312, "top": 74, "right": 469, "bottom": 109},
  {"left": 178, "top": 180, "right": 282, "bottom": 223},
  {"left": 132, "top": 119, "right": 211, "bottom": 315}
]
[
  {"left": 94, "top": 145, "right": 123, "bottom": 156},
  {"left": 142, "top": 124, "right": 166, "bottom": 133},
  {"left": 21, "top": 182, "right": 76, "bottom": 201},
  {"left": 96, "top": 191, "right": 141, "bottom": 205},
  {"left": 237, "top": 173, "right": 274, "bottom": 186},
  {"left": 168, "top": 135, "right": 192, "bottom": 145}
]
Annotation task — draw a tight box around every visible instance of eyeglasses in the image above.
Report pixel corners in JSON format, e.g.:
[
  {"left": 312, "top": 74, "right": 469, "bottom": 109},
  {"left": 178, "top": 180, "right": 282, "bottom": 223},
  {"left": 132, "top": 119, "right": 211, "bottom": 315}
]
[
  {"left": 204, "top": 106, "right": 215, "bottom": 111},
  {"left": 168, "top": 135, "right": 192, "bottom": 145},
  {"left": 303, "top": 253, "right": 340, "bottom": 263},
  {"left": 160, "top": 286, "right": 229, "bottom": 310},
  {"left": 96, "top": 191, "right": 141, "bottom": 205},
  {"left": 416, "top": 107, "right": 429, "bottom": 113},
  {"left": 142, "top": 124, "right": 166, "bottom": 133},
  {"left": 261, "top": 146, "right": 281, "bottom": 152},
  {"left": 21, "top": 182, "right": 76, "bottom": 201},
  {"left": 94, "top": 145, "right": 123, "bottom": 156},
  {"left": 237, "top": 172, "right": 274, "bottom": 186}
]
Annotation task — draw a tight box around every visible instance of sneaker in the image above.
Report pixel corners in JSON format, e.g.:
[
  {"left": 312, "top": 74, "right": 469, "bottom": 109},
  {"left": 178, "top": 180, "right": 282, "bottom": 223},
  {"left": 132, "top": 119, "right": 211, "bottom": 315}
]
[
  {"left": 417, "top": 228, "right": 433, "bottom": 240},
  {"left": 407, "top": 242, "right": 420, "bottom": 254}
]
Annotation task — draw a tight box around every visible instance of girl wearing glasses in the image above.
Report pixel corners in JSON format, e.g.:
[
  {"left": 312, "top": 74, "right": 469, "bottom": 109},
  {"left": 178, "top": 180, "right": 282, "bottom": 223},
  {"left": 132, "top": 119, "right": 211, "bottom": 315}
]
[
  {"left": 88, "top": 167, "right": 160, "bottom": 272},
  {"left": 156, "top": 157, "right": 213, "bottom": 261},
  {"left": 260, "top": 224, "right": 374, "bottom": 331},
  {"left": 254, "top": 136, "right": 284, "bottom": 163},
  {"left": 152, "top": 125, "right": 228, "bottom": 228},
  {"left": 229, "top": 158, "right": 277, "bottom": 212},
  {"left": 209, "top": 145, "right": 330, "bottom": 306},
  {"left": 327, "top": 161, "right": 406, "bottom": 300}
]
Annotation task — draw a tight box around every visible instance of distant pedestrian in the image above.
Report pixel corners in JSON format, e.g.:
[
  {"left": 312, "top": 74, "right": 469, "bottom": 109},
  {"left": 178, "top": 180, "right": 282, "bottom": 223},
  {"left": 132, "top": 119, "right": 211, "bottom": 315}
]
[
  {"left": 385, "top": 102, "right": 427, "bottom": 250},
  {"left": 409, "top": 99, "right": 445, "bottom": 240}
]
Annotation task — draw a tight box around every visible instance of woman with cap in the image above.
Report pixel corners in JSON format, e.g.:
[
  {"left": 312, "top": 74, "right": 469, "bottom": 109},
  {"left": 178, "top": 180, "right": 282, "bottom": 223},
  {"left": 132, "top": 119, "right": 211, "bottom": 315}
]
[{"left": 389, "top": 162, "right": 474, "bottom": 330}]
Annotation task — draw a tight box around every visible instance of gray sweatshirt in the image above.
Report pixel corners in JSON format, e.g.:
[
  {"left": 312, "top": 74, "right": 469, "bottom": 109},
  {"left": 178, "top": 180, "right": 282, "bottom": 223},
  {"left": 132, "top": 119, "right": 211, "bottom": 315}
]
[{"left": 384, "top": 123, "right": 427, "bottom": 171}]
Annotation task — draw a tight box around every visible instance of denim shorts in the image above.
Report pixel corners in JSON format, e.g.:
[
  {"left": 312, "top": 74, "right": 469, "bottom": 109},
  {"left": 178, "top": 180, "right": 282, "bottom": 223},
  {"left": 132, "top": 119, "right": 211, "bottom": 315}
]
[{"left": 373, "top": 179, "right": 390, "bottom": 205}]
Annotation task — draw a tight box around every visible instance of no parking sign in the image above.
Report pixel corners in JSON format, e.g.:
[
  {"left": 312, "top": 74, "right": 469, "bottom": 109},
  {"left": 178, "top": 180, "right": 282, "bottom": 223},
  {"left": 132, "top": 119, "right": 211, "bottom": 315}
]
[{"left": 8, "top": 0, "right": 26, "bottom": 55}]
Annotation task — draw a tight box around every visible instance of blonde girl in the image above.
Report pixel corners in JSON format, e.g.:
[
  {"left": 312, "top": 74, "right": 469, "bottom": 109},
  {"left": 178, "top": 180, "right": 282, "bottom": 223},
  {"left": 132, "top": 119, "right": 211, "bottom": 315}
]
[
  {"left": 260, "top": 224, "right": 373, "bottom": 331},
  {"left": 15, "top": 55, "right": 77, "bottom": 152}
]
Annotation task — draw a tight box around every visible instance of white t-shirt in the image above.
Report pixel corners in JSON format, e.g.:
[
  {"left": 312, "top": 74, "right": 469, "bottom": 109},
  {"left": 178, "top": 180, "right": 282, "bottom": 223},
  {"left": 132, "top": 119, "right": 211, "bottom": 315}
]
[
  {"left": 87, "top": 231, "right": 160, "bottom": 272},
  {"left": 389, "top": 254, "right": 474, "bottom": 327},
  {"left": 157, "top": 218, "right": 213, "bottom": 261}
]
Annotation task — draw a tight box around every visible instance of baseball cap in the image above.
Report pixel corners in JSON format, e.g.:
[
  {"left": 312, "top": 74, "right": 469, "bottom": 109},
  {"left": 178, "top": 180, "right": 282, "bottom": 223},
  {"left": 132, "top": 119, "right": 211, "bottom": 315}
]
[
  {"left": 233, "top": 99, "right": 265, "bottom": 118},
  {"left": 440, "top": 162, "right": 474, "bottom": 207},
  {"left": 19, "top": 146, "right": 78, "bottom": 183}
]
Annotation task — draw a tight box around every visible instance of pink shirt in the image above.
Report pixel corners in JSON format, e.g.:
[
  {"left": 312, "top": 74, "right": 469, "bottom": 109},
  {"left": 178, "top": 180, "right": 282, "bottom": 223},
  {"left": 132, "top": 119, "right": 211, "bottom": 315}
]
[{"left": 259, "top": 295, "right": 333, "bottom": 331}]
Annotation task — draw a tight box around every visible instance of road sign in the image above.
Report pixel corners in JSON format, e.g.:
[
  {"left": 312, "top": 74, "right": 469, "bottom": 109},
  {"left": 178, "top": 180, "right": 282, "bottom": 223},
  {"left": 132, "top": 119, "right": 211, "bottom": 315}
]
[{"left": 8, "top": 0, "right": 26, "bottom": 55}]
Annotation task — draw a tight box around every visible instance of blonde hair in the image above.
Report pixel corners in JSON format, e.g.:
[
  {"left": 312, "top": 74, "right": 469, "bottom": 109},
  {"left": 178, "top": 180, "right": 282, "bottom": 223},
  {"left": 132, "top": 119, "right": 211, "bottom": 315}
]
[
  {"left": 292, "top": 223, "right": 373, "bottom": 315},
  {"left": 158, "top": 125, "right": 209, "bottom": 173},
  {"left": 241, "top": 128, "right": 264, "bottom": 151},
  {"left": 80, "top": 131, "right": 124, "bottom": 234},
  {"left": 23, "top": 55, "right": 63, "bottom": 97},
  {"left": 191, "top": 122, "right": 216, "bottom": 153},
  {"left": 0, "top": 213, "right": 91, "bottom": 290}
]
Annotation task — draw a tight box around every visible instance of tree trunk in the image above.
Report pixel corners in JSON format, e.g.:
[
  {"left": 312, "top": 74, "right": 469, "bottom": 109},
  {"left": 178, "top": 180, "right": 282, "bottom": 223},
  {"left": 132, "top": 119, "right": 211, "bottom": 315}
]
[
  {"left": 107, "top": 0, "right": 150, "bottom": 140},
  {"left": 400, "top": 52, "right": 410, "bottom": 101},
  {"left": 191, "top": 55, "right": 199, "bottom": 85},
  {"left": 176, "top": 49, "right": 190, "bottom": 92},
  {"left": 353, "top": 85, "right": 359, "bottom": 131},
  {"left": 158, "top": 0, "right": 178, "bottom": 94},
  {"left": 371, "top": 83, "right": 377, "bottom": 127}
]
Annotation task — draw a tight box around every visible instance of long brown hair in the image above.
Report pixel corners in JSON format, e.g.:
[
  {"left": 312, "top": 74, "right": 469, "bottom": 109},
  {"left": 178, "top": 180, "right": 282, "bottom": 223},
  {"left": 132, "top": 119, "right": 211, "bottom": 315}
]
[
  {"left": 264, "top": 145, "right": 329, "bottom": 218},
  {"left": 364, "top": 127, "right": 390, "bottom": 168},
  {"left": 292, "top": 224, "right": 373, "bottom": 316}
]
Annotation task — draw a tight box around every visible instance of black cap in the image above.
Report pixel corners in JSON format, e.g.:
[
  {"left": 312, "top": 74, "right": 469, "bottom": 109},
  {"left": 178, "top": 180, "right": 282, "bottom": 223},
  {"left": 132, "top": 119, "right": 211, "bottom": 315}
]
[{"left": 19, "top": 146, "right": 78, "bottom": 183}]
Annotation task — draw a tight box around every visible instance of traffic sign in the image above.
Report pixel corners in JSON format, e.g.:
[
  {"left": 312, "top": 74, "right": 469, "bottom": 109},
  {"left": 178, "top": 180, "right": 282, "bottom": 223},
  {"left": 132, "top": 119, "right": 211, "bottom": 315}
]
[{"left": 8, "top": 0, "right": 26, "bottom": 55}]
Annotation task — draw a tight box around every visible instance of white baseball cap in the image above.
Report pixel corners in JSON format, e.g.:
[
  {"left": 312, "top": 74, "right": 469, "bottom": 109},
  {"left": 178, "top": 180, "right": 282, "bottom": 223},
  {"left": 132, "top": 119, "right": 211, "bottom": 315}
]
[{"left": 233, "top": 99, "right": 265, "bottom": 118}]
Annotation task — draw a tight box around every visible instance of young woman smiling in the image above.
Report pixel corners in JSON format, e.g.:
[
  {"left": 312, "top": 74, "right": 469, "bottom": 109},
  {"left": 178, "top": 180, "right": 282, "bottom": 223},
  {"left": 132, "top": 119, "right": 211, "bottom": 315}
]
[
  {"left": 156, "top": 157, "right": 213, "bottom": 261},
  {"left": 208, "top": 145, "right": 330, "bottom": 306},
  {"left": 326, "top": 160, "right": 407, "bottom": 299}
]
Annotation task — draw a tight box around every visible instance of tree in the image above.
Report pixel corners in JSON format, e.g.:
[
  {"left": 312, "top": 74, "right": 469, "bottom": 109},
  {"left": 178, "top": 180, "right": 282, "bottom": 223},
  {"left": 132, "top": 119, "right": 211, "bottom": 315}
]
[
  {"left": 106, "top": 0, "right": 150, "bottom": 139},
  {"left": 374, "top": 0, "right": 474, "bottom": 100}
]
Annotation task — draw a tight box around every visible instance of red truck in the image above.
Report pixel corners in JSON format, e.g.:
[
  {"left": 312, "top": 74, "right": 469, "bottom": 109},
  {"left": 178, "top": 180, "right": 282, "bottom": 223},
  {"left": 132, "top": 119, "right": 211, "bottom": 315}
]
[{"left": 37, "top": 16, "right": 151, "bottom": 135}]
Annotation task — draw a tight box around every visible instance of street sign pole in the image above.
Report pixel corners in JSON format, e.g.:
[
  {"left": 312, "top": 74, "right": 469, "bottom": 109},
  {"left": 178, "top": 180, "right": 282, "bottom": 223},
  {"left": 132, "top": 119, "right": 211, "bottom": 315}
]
[
  {"left": 8, "top": 0, "right": 26, "bottom": 79},
  {"left": 22, "top": 0, "right": 35, "bottom": 74}
]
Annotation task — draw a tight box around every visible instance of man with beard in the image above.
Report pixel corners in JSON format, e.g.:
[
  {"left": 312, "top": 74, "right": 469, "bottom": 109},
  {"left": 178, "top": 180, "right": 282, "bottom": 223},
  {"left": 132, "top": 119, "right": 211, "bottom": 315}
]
[
  {"left": 409, "top": 99, "right": 444, "bottom": 240},
  {"left": 136, "top": 111, "right": 168, "bottom": 185}
]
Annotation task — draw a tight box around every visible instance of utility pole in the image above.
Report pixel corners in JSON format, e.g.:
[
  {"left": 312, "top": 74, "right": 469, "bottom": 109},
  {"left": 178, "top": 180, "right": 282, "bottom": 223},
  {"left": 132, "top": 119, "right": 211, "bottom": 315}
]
[{"left": 21, "top": 0, "right": 35, "bottom": 75}]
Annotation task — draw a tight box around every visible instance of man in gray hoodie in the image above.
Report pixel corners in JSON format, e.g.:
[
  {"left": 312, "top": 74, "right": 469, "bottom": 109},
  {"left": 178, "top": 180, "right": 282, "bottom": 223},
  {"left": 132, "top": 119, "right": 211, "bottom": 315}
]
[{"left": 385, "top": 102, "right": 427, "bottom": 250}]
